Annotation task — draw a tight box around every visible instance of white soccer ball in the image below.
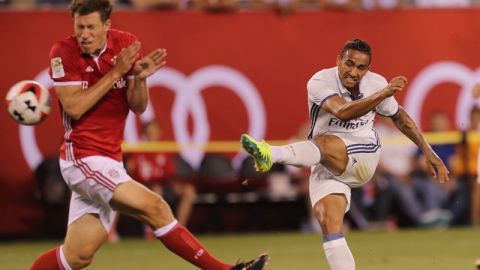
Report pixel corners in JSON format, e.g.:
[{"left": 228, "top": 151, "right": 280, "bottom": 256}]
[{"left": 5, "top": 80, "right": 51, "bottom": 125}]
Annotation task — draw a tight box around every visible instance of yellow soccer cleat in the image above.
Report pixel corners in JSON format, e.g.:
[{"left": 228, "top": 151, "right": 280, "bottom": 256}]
[{"left": 240, "top": 134, "right": 273, "bottom": 173}]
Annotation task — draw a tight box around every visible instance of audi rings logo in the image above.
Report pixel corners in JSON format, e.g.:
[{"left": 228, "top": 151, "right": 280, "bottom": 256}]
[
  {"left": 404, "top": 61, "right": 480, "bottom": 130},
  {"left": 22, "top": 65, "right": 266, "bottom": 169}
]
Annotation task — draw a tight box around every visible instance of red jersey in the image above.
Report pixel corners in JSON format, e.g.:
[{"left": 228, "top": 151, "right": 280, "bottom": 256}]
[
  {"left": 49, "top": 29, "right": 137, "bottom": 161},
  {"left": 129, "top": 153, "right": 177, "bottom": 184}
]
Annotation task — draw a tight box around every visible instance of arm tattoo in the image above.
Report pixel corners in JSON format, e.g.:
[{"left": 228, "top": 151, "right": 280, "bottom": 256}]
[{"left": 391, "top": 108, "right": 431, "bottom": 152}]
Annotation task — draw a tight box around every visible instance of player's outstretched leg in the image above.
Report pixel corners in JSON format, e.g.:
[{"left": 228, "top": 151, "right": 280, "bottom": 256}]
[
  {"left": 240, "top": 134, "right": 273, "bottom": 172},
  {"left": 241, "top": 133, "right": 324, "bottom": 171},
  {"left": 231, "top": 253, "right": 269, "bottom": 270}
]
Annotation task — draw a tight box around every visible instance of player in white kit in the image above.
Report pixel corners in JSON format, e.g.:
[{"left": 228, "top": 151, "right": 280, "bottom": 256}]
[{"left": 241, "top": 39, "right": 449, "bottom": 270}]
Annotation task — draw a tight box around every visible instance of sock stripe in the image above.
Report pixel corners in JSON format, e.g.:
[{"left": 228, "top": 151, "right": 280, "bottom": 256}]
[
  {"left": 55, "top": 247, "right": 65, "bottom": 270},
  {"left": 58, "top": 245, "right": 72, "bottom": 270},
  {"left": 154, "top": 220, "right": 179, "bottom": 238},
  {"left": 323, "top": 232, "right": 344, "bottom": 242}
]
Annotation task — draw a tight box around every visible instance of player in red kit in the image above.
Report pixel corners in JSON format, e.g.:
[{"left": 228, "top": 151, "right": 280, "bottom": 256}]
[{"left": 29, "top": 1, "right": 268, "bottom": 269}]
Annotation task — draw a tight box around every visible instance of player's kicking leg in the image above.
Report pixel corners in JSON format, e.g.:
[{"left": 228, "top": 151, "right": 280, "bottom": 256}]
[
  {"left": 110, "top": 180, "right": 268, "bottom": 270},
  {"left": 241, "top": 133, "right": 347, "bottom": 175}
]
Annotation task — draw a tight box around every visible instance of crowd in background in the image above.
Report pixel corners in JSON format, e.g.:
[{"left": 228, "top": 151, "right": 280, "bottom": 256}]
[{"left": 2, "top": 0, "right": 480, "bottom": 14}]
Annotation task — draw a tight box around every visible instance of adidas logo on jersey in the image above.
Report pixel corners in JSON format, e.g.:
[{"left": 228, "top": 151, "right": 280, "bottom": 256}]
[{"left": 85, "top": 66, "right": 94, "bottom": 72}]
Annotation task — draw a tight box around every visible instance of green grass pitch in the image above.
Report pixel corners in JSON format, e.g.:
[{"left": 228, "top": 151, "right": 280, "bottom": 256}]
[{"left": 1, "top": 228, "right": 479, "bottom": 269}]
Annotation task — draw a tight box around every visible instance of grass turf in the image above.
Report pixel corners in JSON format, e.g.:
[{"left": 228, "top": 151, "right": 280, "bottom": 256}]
[{"left": 1, "top": 227, "right": 479, "bottom": 269}]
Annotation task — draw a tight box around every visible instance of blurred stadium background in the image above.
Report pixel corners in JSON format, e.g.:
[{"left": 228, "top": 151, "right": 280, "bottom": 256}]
[{"left": 1, "top": 1, "right": 480, "bottom": 269}]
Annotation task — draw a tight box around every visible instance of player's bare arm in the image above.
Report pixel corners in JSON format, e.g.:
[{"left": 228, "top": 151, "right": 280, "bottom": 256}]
[
  {"left": 55, "top": 42, "right": 140, "bottom": 120},
  {"left": 322, "top": 76, "right": 407, "bottom": 121},
  {"left": 127, "top": 48, "right": 167, "bottom": 114},
  {"left": 390, "top": 107, "right": 450, "bottom": 183}
]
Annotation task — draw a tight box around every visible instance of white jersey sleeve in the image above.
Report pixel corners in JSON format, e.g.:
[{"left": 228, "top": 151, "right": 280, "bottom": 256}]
[
  {"left": 307, "top": 70, "right": 340, "bottom": 107},
  {"left": 370, "top": 74, "right": 399, "bottom": 116}
]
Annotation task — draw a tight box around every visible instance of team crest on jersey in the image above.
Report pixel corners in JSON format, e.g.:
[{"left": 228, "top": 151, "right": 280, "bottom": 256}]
[
  {"left": 108, "top": 168, "right": 120, "bottom": 178},
  {"left": 51, "top": 57, "right": 65, "bottom": 79}
]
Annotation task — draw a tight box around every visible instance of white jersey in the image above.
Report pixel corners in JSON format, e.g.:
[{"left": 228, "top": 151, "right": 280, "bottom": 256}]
[
  {"left": 307, "top": 66, "right": 399, "bottom": 144},
  {"left": 306, "top": 67, "right": 399, "bottom": 192}
]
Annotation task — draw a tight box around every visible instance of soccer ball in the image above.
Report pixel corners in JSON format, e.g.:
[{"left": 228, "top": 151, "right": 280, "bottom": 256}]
[{"left": 5, "top": 80, "right": 51, "bottom": 125}]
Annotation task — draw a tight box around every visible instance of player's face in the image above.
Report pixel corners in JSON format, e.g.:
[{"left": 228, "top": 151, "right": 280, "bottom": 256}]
[
  {"left": 336, "top": 49, "right": 370, "bottom": 90},
  {"left": 73, "top": 12, "right": 111, "bottom": 54}
]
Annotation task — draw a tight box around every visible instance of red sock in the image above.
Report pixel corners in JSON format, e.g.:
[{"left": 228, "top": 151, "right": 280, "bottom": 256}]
[
  {"left": 30, "top": 247, "right": 64, "bottom": 270},
  {"left": 158, "top": 224, "right": 232, "bottom": 270}
]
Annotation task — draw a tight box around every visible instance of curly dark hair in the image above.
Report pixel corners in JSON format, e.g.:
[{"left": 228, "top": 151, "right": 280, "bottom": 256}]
[
  {"left": 340, "top": 39, "right": 372, "bottom": 64},
  {"left": 69, "top": 0, "right": 112, "bottom": 22}
]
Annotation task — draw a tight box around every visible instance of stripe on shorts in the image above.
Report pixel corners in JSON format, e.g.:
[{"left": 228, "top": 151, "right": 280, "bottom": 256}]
[
  {"left": 73, "top": 159, "right": 116, "bottom": 191},
  {"left": 346, "top": 129, "right": 380, "bottom": 154},
  {"left": 347, "top": 145, "right": 380, "bottom": 154},
  {"left": 77, "top": 159, "right": 116, "bottom": 191}
]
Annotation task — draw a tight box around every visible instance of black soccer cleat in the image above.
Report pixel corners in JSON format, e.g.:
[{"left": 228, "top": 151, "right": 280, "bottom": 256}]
[{"left": 230, "top": 253, "right": 269, "bottom": 270}]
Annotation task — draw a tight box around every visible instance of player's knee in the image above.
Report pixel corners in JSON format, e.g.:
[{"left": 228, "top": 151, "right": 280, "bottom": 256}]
[
  {"left": 313, "top": 204, "right": 343, "bottom": 234},
  {"left": 318, "top": 215, "right": 343, "bottom": 234},
  {"left": 66, "top": 247, "right": 96, "bottom": 269},
  {"left": 70, "top": 256, "right": 93, "bottom": 269},
  {"left": 313, "top": 135, "right": 348, "bottom": 174},
  {"left": 143, "top": 195, "right": 172, "bottom": 220}
]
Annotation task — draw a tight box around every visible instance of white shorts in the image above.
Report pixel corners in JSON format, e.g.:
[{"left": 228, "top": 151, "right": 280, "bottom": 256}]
[
  {"left": 309, "top": 132, "right": 381, "bottom": 211},
  {"left": 60, "top": 156, "right": 131, "bottom": 231}
]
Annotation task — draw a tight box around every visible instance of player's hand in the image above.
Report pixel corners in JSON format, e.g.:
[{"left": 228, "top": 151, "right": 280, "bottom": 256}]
[
  {"left": 114, "top": 41, "right": 141, "bottom": 76},
  {"left": 425, "top": 152, "right": 449, "bottom": 184},
  {"left": 133, "top": 48, "right": 167, "bottom": 80},
  {"left": 473, "top": 83, "right": 480, "bottom": 98},
  {"left": 384, "top": 76, "right": 408, "bottom": 97}
]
